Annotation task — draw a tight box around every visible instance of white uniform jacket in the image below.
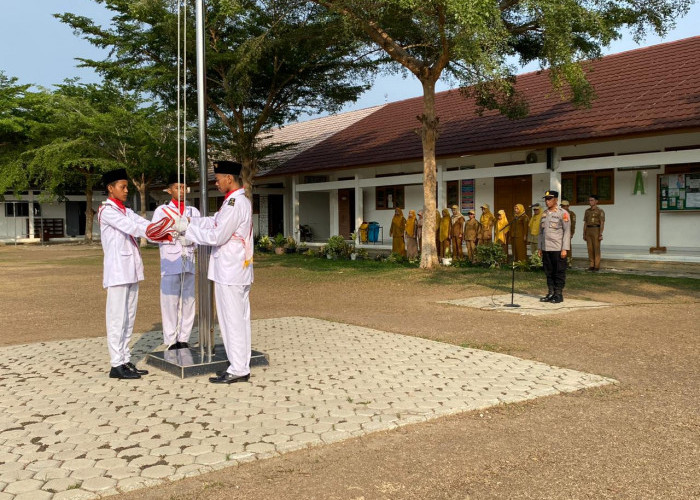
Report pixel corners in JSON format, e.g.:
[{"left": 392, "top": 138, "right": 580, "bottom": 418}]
[
  {"left": 98, "top": 199, "right": 150, "bottom": 288},
  {"left": 152, "top": 201, "right": 200, "bottom": 276},
  {"left": 186, "top": 188, "right": 254, "bottom": 286}
]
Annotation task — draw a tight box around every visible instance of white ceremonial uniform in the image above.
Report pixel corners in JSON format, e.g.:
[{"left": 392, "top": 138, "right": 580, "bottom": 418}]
[
  {"left": 98, "top": 199, "right": 150, "bottom": 368},
  {"left": 152, "top": 201, "right": 200, "bottom": 346},
  {"left": 185, "top": 188, "right": 254, "bottom": 377}
]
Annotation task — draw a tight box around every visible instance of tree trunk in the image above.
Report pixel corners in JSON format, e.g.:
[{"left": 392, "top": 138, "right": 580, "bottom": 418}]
[
  {"left": 419, "top": 78, "right": 440, "bottom": 270},
  {"left": 241, "top": 157, "right": 255, "bottom": 200},
  {"left": 84, "top": 180, "right": 94, "bottom": 243}
]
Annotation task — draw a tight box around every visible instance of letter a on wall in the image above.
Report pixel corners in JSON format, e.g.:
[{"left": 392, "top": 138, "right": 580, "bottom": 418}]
[{"left": 633, "top": 170, "right": 645, "bottom": 195}]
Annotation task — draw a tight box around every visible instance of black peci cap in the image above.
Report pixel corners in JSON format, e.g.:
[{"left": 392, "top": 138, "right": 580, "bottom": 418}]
[
  {"left": 543, "top": 190, "right": 559, "bottom": 199},
  {"left": 102, "top": 168, "right": 128, "bottom": 187},
  {"left": 167, "top": 172, "right": 187, "bottom": 185},
  {"left": 589, "top": 194, "right": 599, "bottom": 200},
  {"left": 213, "top": 160, "right": 242, "bottom": 176}
]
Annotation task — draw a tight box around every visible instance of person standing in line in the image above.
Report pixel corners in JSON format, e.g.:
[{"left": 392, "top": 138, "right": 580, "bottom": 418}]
[
  {"left": 450, "top": 205, "right": 465, "bottom": 260},
  {"left": 98, "top": 168, "right": 164, "bottom": 380},
  {"left": 439, "top": 208, "right": 451, "bottom": 259},
  {"left": 478, "top": 203, "right": 495, "bottom": 244},
  {"left": 511, "top": 203, "right": 529, "bottom": 263},
  {"left": 583, "top": 194, "right": 605, "bottom": 271},
  {"left": 152, "top": 173, "right": 200, "bottom": 350},
  {"left": 404, "top": 209, "right": 419, "bottom": 260},
  {"left": 390, "top": 207, "right": 407, "bottom": 257},
  {"left": 494, "top": 209, "right": 509, "bottom": 258},
  {"left": 528, "top": 203, "right": 543, "bottom": 255},
  {"left": 173, "top": 160, "right": 254, "bottom": 384},
  {"left": 416, "top": 210, "right": 423, "bottom": 250},
  {"left": 538, "top": 190, "right": 571, "bottom": 303},
  {"left": 464, "top": 209, "right": 479, "bottom": 262},
  {"left": 561, "top": 199, "right": 576, "bottom": 267}
]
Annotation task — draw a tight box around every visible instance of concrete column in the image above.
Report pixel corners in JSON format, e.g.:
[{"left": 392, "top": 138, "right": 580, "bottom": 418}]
[
  {"left": 354, "top": 175, "right": 363, "bottom": 245},
  {"left": 329, "top": 190, "right": 339, "bottom": 236},
  {"left": 549, "top": 147, "right": 562, "bottom": 192},
  {"left": 28, "top": 192, "right": 36, "bottom": 240},
  {"left": 291, "top": 175, "right": 300, "bottom": 241},
  {"left": 437, "top": 163, "right": 445, "bottom": 210}
]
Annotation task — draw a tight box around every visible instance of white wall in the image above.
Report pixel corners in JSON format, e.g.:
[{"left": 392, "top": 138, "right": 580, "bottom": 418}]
[{"left": 299, "top": 191, "right": 330, "bottom": 241}]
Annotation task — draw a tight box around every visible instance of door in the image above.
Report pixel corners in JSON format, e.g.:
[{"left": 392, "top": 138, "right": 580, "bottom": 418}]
[
  {"left": 494, "top": 175, "right": 533, "bottom": 217},
  {"left": 65, "top": 201, "right": 86, "bottom": 236},
  {"left": 338, "top": 189, "right": 355, "bottom": 238},
  {"left": 267, "top": 194, "right": 284, "bottom": 237}
]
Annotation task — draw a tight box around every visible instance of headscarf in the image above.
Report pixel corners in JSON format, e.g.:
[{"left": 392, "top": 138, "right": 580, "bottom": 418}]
[
  {"left": 450, "top": 205, "right": 463, "bottom": 224},
  {"left": 480, "top": 205, "right": 494, "bottom": 227},
  {"left": 495, "top": 209, "right": 509, "bottom": 243},
  {"left": 391, "top": 208, "right": 406, "bottom": 235},
  {"left": 529, "top": 207, "right": 543, "bottom": 235},
  {"left": 439, "top": 208, "right": 451, "bottom": 241},
  {"left": 514, "top": 204, "right": 524, "bottom": 216},
  {"left": 405, "top": 210, "right": 417, "bottom": 237}
]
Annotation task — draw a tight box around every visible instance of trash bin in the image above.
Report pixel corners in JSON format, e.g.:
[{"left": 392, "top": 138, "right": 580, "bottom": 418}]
[
  {"left": 359, "top": 222, "right": 369, "bottom": 243},
  {"left": 368, "top": 222, "right": 380, "bottom": 243}
]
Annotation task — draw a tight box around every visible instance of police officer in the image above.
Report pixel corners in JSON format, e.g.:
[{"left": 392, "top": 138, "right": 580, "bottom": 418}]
[
  {"left": 152, "top": 173, "right": 200, "bottom": 350},
  {"left": 538, "top": 190, "right": 571, "bottom": 303},
  {"left": 174, "top": 161, "right": 254, "bottom": 384},
  {"left": 98, "top": 168, "right": 153, "bottom": 380},
  {"left": 560, "top": 200, "right": 576, "bottom": 267},
  {"left": 583, "top": 194, "right": 605, "bottom": 271}
]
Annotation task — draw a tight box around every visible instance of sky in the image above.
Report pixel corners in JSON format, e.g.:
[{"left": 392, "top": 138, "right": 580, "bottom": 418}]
[{"left": 1, "top": 0, "right": 699, "bottom": 117}]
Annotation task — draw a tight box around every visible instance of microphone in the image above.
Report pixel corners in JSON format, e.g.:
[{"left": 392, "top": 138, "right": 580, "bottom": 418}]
[{"left": 527, "top": 204, "right": 538, "bottom": 208}]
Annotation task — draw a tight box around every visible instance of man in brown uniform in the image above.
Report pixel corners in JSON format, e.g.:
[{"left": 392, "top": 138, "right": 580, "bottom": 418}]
[
  {"left": 450, "top": 205, "right": 465, "bottom": 259},
  {"left": 561, "top": 200, "right": 576, "bottom": 267},
  {"left": 583, "top": 194, "right": 605, "bottom": 271},
  {"left": 464, "top": 210, "right": 479, "bottom": 261},
  {"left": 478, "top": 204, "right": 495, "bottom": 244}
]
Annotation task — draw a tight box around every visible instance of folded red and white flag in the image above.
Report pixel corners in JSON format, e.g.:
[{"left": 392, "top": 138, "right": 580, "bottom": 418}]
[{"left": 146, "top": 217, "right": 175, "bottom": 242}]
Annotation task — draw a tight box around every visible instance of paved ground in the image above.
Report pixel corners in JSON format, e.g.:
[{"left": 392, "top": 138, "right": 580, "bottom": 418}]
[
  {"left": 441, "top": 293, "right": 610, "bottom": 316},
  {"left": 0, "top": 317, "right": 613, "bottom": 499}
]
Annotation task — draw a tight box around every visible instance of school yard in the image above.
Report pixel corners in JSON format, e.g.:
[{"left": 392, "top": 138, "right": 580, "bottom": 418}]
[{"left": 0, "top": 244, "right": 698, "bottom": 499}]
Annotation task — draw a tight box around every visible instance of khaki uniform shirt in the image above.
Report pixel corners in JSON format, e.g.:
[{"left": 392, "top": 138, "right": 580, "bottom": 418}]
[
  {"left": 539, "top": 206, "right": 571, "bottom": 251},
  {"left": 584, "top": 206, "right": 605, "bottom": 229},
  {"left": 565, "top": 209, "right": 576, "bottom": 235},
  {"left": 464, "top": 218, "right": 479, "bottom": 241}
]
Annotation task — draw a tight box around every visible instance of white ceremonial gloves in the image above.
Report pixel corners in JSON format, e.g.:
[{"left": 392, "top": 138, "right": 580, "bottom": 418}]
[
  {"left": 176, "top": 234, "right": 194, "bottom": 247},
  {"left": 172, "top": 215, "right": 189, "bottom": 234}
]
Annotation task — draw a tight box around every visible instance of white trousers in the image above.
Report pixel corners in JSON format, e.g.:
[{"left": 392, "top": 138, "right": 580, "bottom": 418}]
[
  {"left": 105, "top": 283, "right": 139, "bottom": 367},
  {"left": 160, "top": 272, "right": 196, "bottom": 345},
  {"left": 214, "top": 283, "right": 251, "bottom": 376}
]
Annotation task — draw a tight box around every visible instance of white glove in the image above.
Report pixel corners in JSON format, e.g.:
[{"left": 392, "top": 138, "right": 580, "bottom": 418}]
[
  {"left": 172, "top": 215, "right": 189, "bottom": 234},
  {"left": 176, "top": 234, "right": 194, "bottom": 247}
]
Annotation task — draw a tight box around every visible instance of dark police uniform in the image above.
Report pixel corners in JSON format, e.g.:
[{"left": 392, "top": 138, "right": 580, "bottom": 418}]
[{"left": 538, "top": 191, "right": 571, "bottom": 303}]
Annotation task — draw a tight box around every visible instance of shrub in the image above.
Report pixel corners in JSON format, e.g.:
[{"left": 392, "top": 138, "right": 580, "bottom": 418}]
[
  {"left": 474, "top": 242, "right": 507, "bottom": 268},
  {"left": 324, "top": 235, "right": 353, "bottom": 259},
  {"left": 273, "top": 233, "right": 286, "bottom": 248},
  {"left": 256, "top": 235, "right": 273, "bottom": 252},
  {"left": 284, "top": 236, "right": 297, "bottom": 253}
]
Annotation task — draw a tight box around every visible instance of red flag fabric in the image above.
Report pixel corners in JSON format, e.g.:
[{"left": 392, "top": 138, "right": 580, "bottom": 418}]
[{"left": 146, "top": 217, "right": 175, "bottom": 242}]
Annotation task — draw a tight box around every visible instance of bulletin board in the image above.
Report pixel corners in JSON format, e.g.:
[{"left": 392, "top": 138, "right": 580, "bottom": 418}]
[
  {"left": 460, "top": 179, "right": 475, "bottom": 214},
  {"left": 659, "top": 173, "right": 700, "bottom": 211}
]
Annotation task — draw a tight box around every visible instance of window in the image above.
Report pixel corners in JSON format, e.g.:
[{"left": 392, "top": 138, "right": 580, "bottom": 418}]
[
  {"left": 375, "top": 185, "right": 404, "bottom": 210},
  {"left": 561, "top": 170, "right": 614, "bottom": 204},
  {"left": 446, "top": 181, "right": 459, "bottom": 207},
  {"left": 4, "top": 202, "right": 40, "bottom": 217},
  {"left": 253, "top": 194, "right": 260, "bottom": 215}
]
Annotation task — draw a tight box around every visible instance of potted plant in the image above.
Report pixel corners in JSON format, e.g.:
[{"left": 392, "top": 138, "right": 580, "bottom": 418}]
[
  {"left": 273, "top": 233, "right": 286, "bottom": 255},
  {"left": 256, "top": 235, "right": 273, "bottom": 253},
  {"left": 284, "top": 236, "right": 297, "bottom": 253}
]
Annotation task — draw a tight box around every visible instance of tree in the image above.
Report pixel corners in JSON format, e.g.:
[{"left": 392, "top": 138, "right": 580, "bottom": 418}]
[
  {"left": 57, "top": 0, "right": 376, "bottom": 190},
  {"left": 311, "top": 0, "right": 691, "bottom": 268}
]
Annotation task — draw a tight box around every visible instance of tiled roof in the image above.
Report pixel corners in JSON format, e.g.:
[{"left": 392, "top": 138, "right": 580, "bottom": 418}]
[
  {"left": 255, "top": 105, "right": 385, "bottom": 176},
  {"left": 269, "top": 36, "right": 700, "bottom": 176}
]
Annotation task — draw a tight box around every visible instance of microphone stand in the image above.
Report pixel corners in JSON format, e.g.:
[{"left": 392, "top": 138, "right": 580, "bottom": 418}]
[{"left": 500, "top": 213, "right": 523, "bottom": 308}]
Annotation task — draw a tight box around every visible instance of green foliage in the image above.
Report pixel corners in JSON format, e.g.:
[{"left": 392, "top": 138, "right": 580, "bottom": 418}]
[
  {"left": 273, "top": 233, "right": 286, "bottom": 248},
  {"left": 322, "top": 235, "right": 353, "bottom": 260},
  {"left": 256, "top": 235, "right": 273, "bottom": 252},
  {"left": 528, "top": 252, "right": 543, "bottom": 270},
  {"left": 284, "top": 236, "right": 297, "bottom": 252},
  {"left": 474, "top": 242, "right": 507, "bottom": 268}
]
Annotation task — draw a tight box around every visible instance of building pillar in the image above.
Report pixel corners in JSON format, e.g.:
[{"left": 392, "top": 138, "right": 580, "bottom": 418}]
[
  {"left": 437, "top": 163, "right": 445, "bottom": 210},
  {"left": 291, "top": 175, "right": 300, "bottom": 241},
  {"left": 329, "top": 190, "right": 339, "bottom": 237},
  {"left": 354, "top": 175, "right": 363, "bottom": 245},
  {"left": 548, "top": 147, "right": 562, "bottom": 192}
]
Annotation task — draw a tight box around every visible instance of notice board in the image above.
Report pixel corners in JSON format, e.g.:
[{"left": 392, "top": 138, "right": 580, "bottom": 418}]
[{"left": 659, "top": 173, "right": 700, "bottom": 211}]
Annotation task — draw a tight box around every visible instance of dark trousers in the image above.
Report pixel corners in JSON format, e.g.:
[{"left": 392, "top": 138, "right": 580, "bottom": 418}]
[{"left": 542, "top": 251, "right": 567, "bottom": 294}]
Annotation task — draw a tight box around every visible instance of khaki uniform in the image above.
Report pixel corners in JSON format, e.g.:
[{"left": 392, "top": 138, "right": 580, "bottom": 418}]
[
  {"left": 478, "top": 211, "right": 494, "bottom": 244},
  {"left": 464, "top": 217, "right": 479, "bottom": 261},
  {"left": 450, "top": 213, "right": 465, "bottom": 259},
  {"left": 563, "top": 208, "right": 576, "bottom": 264},
  {"left": 583, "top": 206, "right": 605, "bottom": 270},
  {"left": 528, "top": 211, "right": 542, "bottom": 255}
]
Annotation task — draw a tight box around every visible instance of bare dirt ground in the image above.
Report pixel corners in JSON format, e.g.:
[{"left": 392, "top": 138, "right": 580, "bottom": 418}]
[{"left": 1, "top": 244, "right": 698, "bottom": 499}]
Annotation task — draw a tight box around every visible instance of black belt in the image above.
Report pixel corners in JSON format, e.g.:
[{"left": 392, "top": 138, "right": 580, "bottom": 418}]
[{"left": 588, "top": 225, "right": 600, "bottom": 227}]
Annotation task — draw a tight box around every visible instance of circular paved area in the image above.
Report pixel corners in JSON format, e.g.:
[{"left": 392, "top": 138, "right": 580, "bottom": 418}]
[{"left": 0, "top": 317, "right": 614, "bottom": 499}]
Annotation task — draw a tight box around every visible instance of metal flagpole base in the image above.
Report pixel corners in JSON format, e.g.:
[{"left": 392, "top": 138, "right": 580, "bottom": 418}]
[
  {"left": 503, "top": 303, "right": 521, "bottom": 308},
  {"left": 147, "top": 346, "right": 269, "bottom": 379}
]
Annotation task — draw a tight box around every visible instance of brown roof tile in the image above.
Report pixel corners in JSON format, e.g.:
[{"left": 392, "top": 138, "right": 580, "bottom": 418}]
[{"left": 271, "top": 36, "right": 700, "bottom": 176}]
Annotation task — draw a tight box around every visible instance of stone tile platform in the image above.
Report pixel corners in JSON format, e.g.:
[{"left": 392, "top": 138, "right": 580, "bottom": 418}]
[
  {"left": 0, "top": 317, "right": 615, "bottom": 499},
  {"left": 441, "top": 293, "right": 611, "bottom": 316}
]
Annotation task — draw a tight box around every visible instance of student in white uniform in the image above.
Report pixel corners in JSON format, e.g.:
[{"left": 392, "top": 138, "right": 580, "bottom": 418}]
[
  {"left": 99, "top": 168, "right": 163, "bottom": 380},
  {"left": 172, "top": 160, "right": 254, "bottom": 384},
  {"left": 152, "top": 173, "right": 200, "bottom": 350}
]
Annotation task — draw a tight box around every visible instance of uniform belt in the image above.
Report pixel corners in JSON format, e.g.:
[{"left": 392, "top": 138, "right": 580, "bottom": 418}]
[{"left": 588, "top": 225, "right": 600, "bottom": 227}]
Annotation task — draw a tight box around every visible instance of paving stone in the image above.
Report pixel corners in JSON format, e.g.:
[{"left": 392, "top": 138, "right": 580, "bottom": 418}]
[
  {"left": 80, "top": 477, "right": 116, "bottom": 492},
  {"left": 13, "top": 491, "right": 53, "bottom": 500},
  {"left": 140, "top": 465, "right": 176, "bottom": 479},
  {"left": 42, "top": 477, "right": 83, "bottom": 493},
  {"left": 51, "top": 489, "right": 98, "bottom": 500},
  {"left": 69, "top": 468, "right": 104, "bottom": 481},
  {"left": 5, "top": 479, "right": 44, "bottom": 495}
]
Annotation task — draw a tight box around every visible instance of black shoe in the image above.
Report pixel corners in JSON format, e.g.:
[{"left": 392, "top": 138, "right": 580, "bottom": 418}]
[
  {"left": 587, "top": 267, "right": 595, "bottom": 271},
  {"left": 109, "top": 365, "right": 140, "bottom": 379},
  {"left": 540, "top": 292, "right": 553, "bottom": 302},
  {"left": 167, "top": 342, "right": 181, "bottom": 350},
  {"left": 125, "top": 362, "right": 148, "bottom": 375},
  {"left": 549, "top": 294, "right": 564, "bottom": 303},
  {"left": 178, "top": 342, "right": 189, "bottom": 349},
  {"left": 209, "top": 372, "right": 250, "bottom": 384}
]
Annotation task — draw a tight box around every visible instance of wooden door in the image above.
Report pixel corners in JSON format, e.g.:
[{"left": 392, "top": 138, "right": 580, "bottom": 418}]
[
  {"left": 494, "top": 175, "right": 533, "bottom": 217},
  {"left": 338, "top": 189, "right": 355, "bottom": 238}
]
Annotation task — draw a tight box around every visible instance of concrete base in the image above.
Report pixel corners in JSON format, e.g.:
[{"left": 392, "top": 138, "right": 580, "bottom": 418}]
[{"left": 146, "top": 346, "right": 269, "bottom": 378}]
